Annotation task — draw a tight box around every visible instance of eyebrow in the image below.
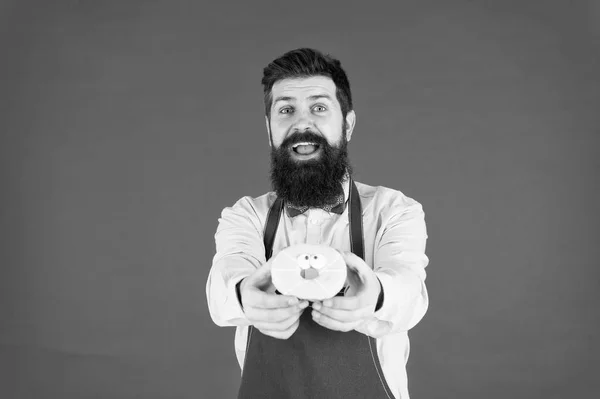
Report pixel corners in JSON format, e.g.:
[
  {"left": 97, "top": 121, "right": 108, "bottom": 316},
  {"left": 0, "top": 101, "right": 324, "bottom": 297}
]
[{"left": 273, "top": 94, "right": 334, "bottom": 105}]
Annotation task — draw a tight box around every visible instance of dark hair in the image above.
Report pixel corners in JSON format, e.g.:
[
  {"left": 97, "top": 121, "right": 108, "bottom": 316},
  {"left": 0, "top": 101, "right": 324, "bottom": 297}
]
[{"left": 261, "top": 48, "right": 353, "bottom": 119}]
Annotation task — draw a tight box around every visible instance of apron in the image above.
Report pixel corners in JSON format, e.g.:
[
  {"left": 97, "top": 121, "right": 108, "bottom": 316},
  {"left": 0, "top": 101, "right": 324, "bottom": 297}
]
[{"left": 237, "top": 177, "right": 394, "bottom": 399}]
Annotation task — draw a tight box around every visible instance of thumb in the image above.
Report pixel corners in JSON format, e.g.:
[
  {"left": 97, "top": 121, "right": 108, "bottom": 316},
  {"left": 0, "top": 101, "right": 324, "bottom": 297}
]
[
  {"left": 339, "top": 251, "right": 371, "bottom": 276},
  {"left": 339, "top": 251, "right": 380, "bottom": 304},
  {"left": 246, "top": 257, "right": 275, "bottom": 291}
]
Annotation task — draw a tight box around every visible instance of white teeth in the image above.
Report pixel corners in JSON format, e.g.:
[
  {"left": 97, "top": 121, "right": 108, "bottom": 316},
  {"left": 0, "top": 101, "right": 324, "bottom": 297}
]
[{"left": 292, "top": 142, "right": 317, "bottom": 148}]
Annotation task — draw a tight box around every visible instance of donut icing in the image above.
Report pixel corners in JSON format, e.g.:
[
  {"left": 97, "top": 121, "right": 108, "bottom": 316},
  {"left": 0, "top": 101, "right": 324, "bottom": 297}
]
[{"left": 271, "top": 244, "right": 347, "bottom": 301}]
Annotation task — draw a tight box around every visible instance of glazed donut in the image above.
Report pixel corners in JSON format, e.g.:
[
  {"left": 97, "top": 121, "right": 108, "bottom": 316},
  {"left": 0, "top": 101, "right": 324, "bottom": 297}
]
[{"left": 271, "top": 244, "right": 347, "bottom": 301}]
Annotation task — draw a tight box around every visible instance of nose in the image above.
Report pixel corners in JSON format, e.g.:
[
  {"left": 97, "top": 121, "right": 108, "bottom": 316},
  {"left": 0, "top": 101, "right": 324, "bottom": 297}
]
[{"left": 291, "top": 109, "right": 315, "bottom": 133}]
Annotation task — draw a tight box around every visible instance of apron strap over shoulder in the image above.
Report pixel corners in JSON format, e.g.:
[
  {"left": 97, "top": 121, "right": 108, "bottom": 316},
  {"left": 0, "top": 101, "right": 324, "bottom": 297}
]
[
  {"left": 263, "top": 197, "right": 284, "bottom": 261},
  {"left": 348, "top": 176, "right": 364, "bottom": 260}
]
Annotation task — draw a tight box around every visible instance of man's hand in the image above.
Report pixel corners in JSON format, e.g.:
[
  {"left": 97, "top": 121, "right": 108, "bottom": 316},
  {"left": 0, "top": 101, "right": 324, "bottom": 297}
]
[
  {"left": 239, "top": 259, "right": 309, "bottom": 339},
  {"left": 311, "top": 251, "right": 381, "bottom": 332}
]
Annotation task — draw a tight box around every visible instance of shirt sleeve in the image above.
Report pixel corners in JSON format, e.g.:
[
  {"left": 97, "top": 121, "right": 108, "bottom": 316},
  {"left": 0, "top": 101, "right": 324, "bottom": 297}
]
[
  {"left": 206, "top": 197, "right": 267, "bottom": 327},
  {"left": 356, "top": 198, "right": 429, "bottom": 338}
]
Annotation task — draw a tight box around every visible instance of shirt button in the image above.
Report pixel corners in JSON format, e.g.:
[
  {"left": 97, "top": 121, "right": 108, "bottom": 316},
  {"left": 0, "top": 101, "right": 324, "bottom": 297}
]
[{"left": 310, "top": 218, "right": 320, "bottom": 225}]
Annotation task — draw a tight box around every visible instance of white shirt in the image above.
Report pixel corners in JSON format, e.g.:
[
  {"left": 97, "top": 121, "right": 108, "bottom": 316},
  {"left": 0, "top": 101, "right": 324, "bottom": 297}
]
[{"left": 206, "top": 177, "right": 429, "bottom": 399}]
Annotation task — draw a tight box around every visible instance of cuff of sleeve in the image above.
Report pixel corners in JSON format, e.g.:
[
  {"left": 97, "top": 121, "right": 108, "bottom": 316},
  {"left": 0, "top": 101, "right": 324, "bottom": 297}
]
[
  {"left": 226, "top": 275, "right": 250, "bottom": 323},
  {"left": 374, "top": 277, "right": 384, "bottom": 312},
  {"left": 373, "top": 269, "right": 421, "bottom": 321},
  {"left": 236, "top": 278, "right": 245, "bottom": 310}
]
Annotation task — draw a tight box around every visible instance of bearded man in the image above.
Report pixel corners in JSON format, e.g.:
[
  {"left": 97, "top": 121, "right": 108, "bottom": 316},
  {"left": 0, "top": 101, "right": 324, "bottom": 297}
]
[{"left": 206, "top": 48, "right": 430, "bottom": 399}]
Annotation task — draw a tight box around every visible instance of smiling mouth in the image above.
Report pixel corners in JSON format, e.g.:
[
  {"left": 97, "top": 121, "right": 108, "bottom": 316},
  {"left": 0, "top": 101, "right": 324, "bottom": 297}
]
[{"left": 291, "top": 142, "right": 321, "bottom": 156}]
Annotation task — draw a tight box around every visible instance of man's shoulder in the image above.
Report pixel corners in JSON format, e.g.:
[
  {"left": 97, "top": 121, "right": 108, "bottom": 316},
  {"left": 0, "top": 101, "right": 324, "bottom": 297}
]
[
  {"left": 355, "top": 180, "right": 423, "bottom": 214},
  {"left": 224, "top": 190, "right": 277, "bottom": 218}
]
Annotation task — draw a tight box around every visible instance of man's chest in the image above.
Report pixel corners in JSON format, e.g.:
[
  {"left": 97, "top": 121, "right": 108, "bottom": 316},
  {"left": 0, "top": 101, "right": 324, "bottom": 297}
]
[{"left": 270, "top": 208, "right": 381, "bottom": 268}]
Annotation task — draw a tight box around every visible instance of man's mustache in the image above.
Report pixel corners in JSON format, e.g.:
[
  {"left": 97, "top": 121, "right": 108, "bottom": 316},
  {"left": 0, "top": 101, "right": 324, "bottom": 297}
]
[{"left": 282, "top": 131, "right": 327, "bottom": 148}]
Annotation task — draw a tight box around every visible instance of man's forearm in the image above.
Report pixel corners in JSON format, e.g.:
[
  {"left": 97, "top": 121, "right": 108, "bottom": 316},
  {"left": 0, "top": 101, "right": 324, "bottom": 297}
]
[{"left": 206, "top": 258, "right": 254, "bottom": 327}]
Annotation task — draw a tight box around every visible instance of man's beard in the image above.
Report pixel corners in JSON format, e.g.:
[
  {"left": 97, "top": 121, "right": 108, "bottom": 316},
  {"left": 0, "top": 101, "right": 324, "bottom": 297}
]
[{"left": 269, "top": 124, "right": 353, "bottom": 207}]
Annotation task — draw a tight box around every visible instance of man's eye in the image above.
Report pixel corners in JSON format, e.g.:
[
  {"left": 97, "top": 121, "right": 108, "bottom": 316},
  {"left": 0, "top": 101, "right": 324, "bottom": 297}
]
[
  {"left": 279, "top": 107, "right": 293, "bottom": 114},
  {"left": 313, "top": 105, "right": 327, "bottom": 112}
]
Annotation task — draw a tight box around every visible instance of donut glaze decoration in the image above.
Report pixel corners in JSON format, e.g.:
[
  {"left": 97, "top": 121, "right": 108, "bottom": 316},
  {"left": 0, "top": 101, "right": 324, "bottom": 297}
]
[{"left": 271, "top": 244, "right": 347, "bottom": 301}]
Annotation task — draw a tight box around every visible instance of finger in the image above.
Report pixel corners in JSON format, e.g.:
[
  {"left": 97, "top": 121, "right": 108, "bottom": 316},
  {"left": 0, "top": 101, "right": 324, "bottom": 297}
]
[
  {"left": 245, "top": 287, "right": 300, "bottom": 309},
  {"left": 252, "top": 309, "right": 304, "bottom": 332},
  {"left": 246, "top": 301, "right": 308, "bottom": 323},
  {"left": 319, "top": 295, "right": 363, "bottom": 310},
  {"left": 311, "top": 309, "right": 364, "bottom": 332},
  {"left": 259, "top": 318, "right": 300, "bottom": 340},
  {"left": 312, "top": 303, "right": 373, "bottom": 323}
]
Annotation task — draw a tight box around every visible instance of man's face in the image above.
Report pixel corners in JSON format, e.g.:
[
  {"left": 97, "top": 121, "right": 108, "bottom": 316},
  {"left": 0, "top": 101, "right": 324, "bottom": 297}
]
[
  {"left": 266, "top": 76, "right": 356, "bottom": 207},
  {"left": 267, "top": 75, "right": 354, "bottom": 152}
]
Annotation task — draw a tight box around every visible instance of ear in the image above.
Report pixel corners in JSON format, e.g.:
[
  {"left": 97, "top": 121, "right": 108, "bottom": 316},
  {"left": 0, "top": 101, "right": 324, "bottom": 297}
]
[
  {"left": 265, "top": 115, "right": 272, "bottom": 147},
  {"left": 345, "top": 110, "right": 356, "bottom": 142}
]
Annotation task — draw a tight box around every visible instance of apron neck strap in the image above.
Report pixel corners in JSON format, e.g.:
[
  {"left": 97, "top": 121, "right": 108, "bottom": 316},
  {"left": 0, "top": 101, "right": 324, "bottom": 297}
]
[{"left": 348, "top": 176, "right": 364, "bottom": 260}]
